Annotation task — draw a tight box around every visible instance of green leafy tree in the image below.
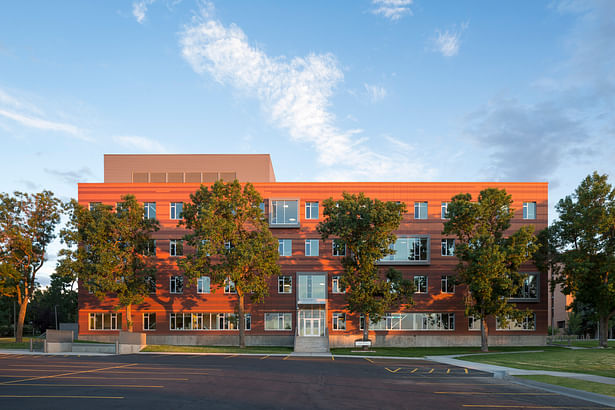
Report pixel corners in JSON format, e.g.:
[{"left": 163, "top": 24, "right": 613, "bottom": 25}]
[
  {"left": 317, "top": 192, "right": 414, "bottom": 347},
  {"left": 548, "top": 172, "right": 615, "bottom": 348},
  {"left": 442, "top": 188, "right": 538, "bottom": 352},
  {"left": 179, "top": 180, "right": 280, "bottom": 348},
  {"left": 58, "top": 195, "right": 159, "bottom": 331},
  {"left": 0, "top": 191, "right": 62, "bottom": 342},
  {"left": 28, "top": 272, "right": 78, "bottom": 334}
]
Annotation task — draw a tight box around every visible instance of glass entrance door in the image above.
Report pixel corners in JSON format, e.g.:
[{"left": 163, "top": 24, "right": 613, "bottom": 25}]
[
  {"left": 303, "top": 317, "right": 320, "bottom": 337},
  {"left": 298, "top": 308, "right": 325, "bottom": 337}
]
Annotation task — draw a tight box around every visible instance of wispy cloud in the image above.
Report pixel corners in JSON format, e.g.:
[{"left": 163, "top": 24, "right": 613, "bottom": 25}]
[
  {"left": 112, "top": 135, "right": 167, "bottom": 153},
  {"left": 0, "top": 109, "right": 87, "bottom": 138},
  {"left": 44, "top": 167, "right": 95, "bottom": 185},
  {"left": 430, "top": 22, "right": 468, "bottom": 57},
  {"left": 371, "top": 0, "right": 413, "bottom": 21},
  {"left": 364, "top": 83, "right": 387, "bottom": 102},
  {"left": 133, "top": 0, "right": 155, "bottom": 24},
  {"left": 179, "top": 4, "right": 432, "bottom": 181}
]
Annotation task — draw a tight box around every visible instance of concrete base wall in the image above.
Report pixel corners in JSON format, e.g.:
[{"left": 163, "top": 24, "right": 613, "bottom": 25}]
[
  {"left": 145, "top": 334, "right": 294, "bottom": 347},
  {"left": 46, "top": 342, "right": 72, "bottom": 353},
  {"left": 119, "top": 344, "right": 144, "bottom": 354},
  {"left": 79, "top": 334, "right": 118, "bottom": 343},
  {"left": 72, "top": 343, "right": 116, "bottom": 354},
  {"left": 329, "top": 334, "right": 547, "bottom": 348}
]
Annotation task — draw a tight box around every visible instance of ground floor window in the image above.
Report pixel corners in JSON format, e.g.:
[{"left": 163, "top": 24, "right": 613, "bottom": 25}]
[
  {"left": 496, "top": 313, "right": 536, "bottom": 331},
  {"left": 468, "top": 316, "right": 481, "bottom": 331},
  {"left": 264, "top": 313, "right": 292, "bottom": 330},
  {"left": 143, "top": 313, "right": 156, "bottom": 330},
  {"left": 332, "top": 313, "right": 346, "bottom": 330},
  {"left": 360, "top": 313, "right": 455, "bottom": 331},
  {"left": 89, "top": 313, "right": 121, "bottom": 330},
  {"left": 169, "top": 312, "right": 251, "bottom": 331}
]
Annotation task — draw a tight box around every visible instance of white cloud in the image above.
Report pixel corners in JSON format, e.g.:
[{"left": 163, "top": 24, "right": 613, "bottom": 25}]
[
  {"left": 431, "top": 23, "right": 468, "bottom": 57},
  {"left": 112, "top": 135, "right": 167, "bottom": 153},
  {"left": 371, "top": 0, "right": 413, "bottom": 21},
  {"left": 179, "top": 8, "right": 433, "bottom": 181},
  {"left": 0, "top": 108, "right": 89, "bottom": 141},
  {"left": 364, "top": 83, "right": 387, "bottom": 102},
  {"left": 133, "top": 0, "right": 155, "bottom": 24}
]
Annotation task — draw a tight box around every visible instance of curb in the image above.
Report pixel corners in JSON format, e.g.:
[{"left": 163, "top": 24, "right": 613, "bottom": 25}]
[{"left": 509, "top": 376, "right": 615, "bottom": 408}]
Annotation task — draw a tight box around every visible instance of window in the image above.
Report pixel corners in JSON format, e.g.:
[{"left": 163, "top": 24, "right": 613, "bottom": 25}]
[
  {"left": 278, "top": 276, "right": 292, "bottom": 293},
  {"left": 169, "top": 312, "right": 250, "bottom": 331},
  {"left": 270, "top": 200, "right": 299, "bottom": 226},
  {"left": 305, "top": 239, "right": 319, "bottom": 256},
  {"left": 298, "top": 274, "right": 327, "bottom": 301},
  {"left": 360, "top": 313, "right": 455, "bottom": 331},
  {"left": 512, "top": 273, "right": 539, "bottom": 300},
  {"left": 441, "top": 275, "right": 455, "bottom": 293},
  {"left": 414, "top": 275, "right": 428, "bottom": 293},
  {"left": 170, "top": 202, "right": 183, "bottom": 220},
  {"left": 144, "top": 202, "right": 156, "bottom": 219},
  {"left": 170, "top": 276, "right": 183, "bottom": 294},
  {"left": 305, "top": 202, "right": 319, "bottom": 220},
  {"left": 523, "top": 202, "right": 536, "bottom": 220},
  {"left": 332, "top": 276, "right": 345, "bottom": 294},
  {"left": 441, "top": 202, "right": 449, "bottom": 219},
  {"left": 381, "top": 237, "right": 429, "bottom": 263},
  {"left": 414, "top": 202, "right": 428, "bottom": 219},
  {"left": 259, "top": 202, "right": 266, "bottom": 214},
  {"left": 88, "top": 313, "right": 121, "bottom": 330},
  {"left": 496, "top": 313, "right": 536, "bottom": 331},
  {"left": 441, "top": 239, "right": 455, "bottom": 256},
  {"left": 468, "top": 316, "right": 481, "bottom": 331},
  {"left": 142, "top": 239, "right": 156, "bottom": 257},
  {"left": 169, "top": 239, "right": 183, "bottom": 257},
  {"left": 197, "top": 276, "right": 210, "bottom": 294},
  {"left": 145, "top": 275, "right": 156, "bottom": 293},
  {"left": 278, "top": 239, "right": 292, "bottom": 256},
  {"left": 143, "top": 313, "right": 156, "bottom": 331},
  {"left": 224, "top": 278, "right": 236, "bottom": 294},
  {"left": 264, "top": 313, "right": 292, "bottom": 330},
  {"left": 332, "top": 239, "right": 346, "bottom": 256},
  {"left": 332, "top": 313, "right": 346, "bottom": 330},
  {"left": 89, "top": 202, "right": 102, "bottom": 211}
]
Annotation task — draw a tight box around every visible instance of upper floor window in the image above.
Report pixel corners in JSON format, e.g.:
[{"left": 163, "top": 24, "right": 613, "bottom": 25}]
[
  {"left": 224, "top": 278, "right": 236, "bottom": 294},
  {"left": 441, "top": 239, "right": 455, "bottom": 256},
  {"left": 414, "top": 275, "right": 428, "bottom": 293},
  {"left": 170, "top": 202, "right": 183, "bottom": 220},
  {"left": 332, "top": 276, "right": 345, "bottom": 294},
  {"left": 380, "top": 237, "right": 429, "bottom": 263},
  {"left": 278, "top": 239, "right": 292, "bottom": 256},
  {"left": 414, "top": 202, "right": 428, "bottom": 219},
  {"left": 142, "top": 239, "right": 156, "bottom": 257},
  {"left": 332, "top": 313, "right": 346, "bottom": 330},
  {"left": 512, "top": 273, "right": 539, "bottom": 300},
  {"left": 169, "top": 239, "right": 183, "bottom": 257},
  {"left": 89, "top": 202, "right": 102, "bottom": 211},
  {"left": 332, "top": 239, "right": 346, "bottom": 256},
  {"left": 197, "top": 276, "right": 210, "bottom": 294},
  {"left": 305, "top": 239, "right": 319, "bottom": 256},
  {"left": 441, "top": 202, "right": 449, "bottom": 219},
  {"left": 144, "top": 202, "right": 156, "bottom": 219},
  {"left": 145, "top": 275, "right": 156, "bottom": 294},
  {"left": 305, "top": 202, "right": 319, "bottom": 220},
  {"left": 170, "top": 276, "right": 183, "bottom": 294},
  {"left": 278, "top": 275, "right": 292, "bottom": 294},
  {"left": 523, "top": 202, "right": 536, "bottom": 220},
  {"left": 441, "top": 275, "right": 455, "bottom": 294},
  {"left": 270, "top": 200, "right": 299, "bottom": 226}
]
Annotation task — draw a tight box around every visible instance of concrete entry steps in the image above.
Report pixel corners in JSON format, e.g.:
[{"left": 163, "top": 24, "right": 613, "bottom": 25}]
[{"left": 294, "top": 336, "right": 330, "bottom": 353}]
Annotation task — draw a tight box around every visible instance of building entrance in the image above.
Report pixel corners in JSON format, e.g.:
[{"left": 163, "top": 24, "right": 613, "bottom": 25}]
[{"left": 298, "top": 308, "right": 325, "bottom": 337}]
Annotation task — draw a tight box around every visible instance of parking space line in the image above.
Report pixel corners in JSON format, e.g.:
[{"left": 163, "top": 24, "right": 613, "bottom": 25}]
[
  {"left": 446, "top": 369, "right": 451, "bottom": 374},
  {"left": 438, "top": 392, "right": 559, "bottom": 395},
  {"left": 363, "top": 358, "right": 374, "bottom": 363},
  {"left": 385, "top": 368, "right": 401, "bottom": 373},
  {"left": 0, "top": 363, "right": 138, "bottom": 385},
  {"left": 464, "top": 368, "right": 468, "bottom": 374},
  {"left": 260, "top": 355, "right": 270, "bottom": 360},
  {"left": 462, "top": 406, "right": 604, "bottom": 409},
  {"left": 428, "top": 368, "right": 434, "bottom": 374},
  {"left": 283, "top": 355, "right": 291, "bottom": 360},
  {"left": 0, "top": 375, "right": 188, "bottom": 380},
  {"left": 0, "top": 383, "right": 164, "bottom": 388},
  {"left": 224, "top": 354, "right": 238, "bottom": 359},
  {"left": 0, "top": 394, "right": 124, "bottom": 399},
  {"left": 410, "top": 368, "right": 418, "bottom": 373}
]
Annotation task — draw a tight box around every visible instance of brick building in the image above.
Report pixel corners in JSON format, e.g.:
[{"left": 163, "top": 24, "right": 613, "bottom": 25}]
[{"left": 78, "top": 154, "right": 548, "bottom": 349}]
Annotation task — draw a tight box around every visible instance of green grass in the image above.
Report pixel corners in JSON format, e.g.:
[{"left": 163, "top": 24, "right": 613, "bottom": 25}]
[
  {"left": 459, "top": 349, "right": 615, "bottom": 378},
  {"left": 142, "top": 344, "right": 293, "bottom": 354},
  {"left": 330, "top": 346, "right": 563, "bottom": 357},
  {"left": 516, "top": 375, "right": 615, "bottom": 397},
  {"left": 0, "top": 337, "right": 36, "bottom": 349},
  {"left": 550, "top": 339, "right": 615, "bottom": 348}
]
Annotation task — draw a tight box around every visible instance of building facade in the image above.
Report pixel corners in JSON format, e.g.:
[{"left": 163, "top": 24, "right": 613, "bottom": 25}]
[{"left": 78, "top": 154, "right": 549, "bottom": 347}]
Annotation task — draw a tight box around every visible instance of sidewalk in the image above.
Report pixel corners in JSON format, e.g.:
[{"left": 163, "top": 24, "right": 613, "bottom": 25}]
[{"left": 0, "top": 349, "right": 109, "bottom": 356}]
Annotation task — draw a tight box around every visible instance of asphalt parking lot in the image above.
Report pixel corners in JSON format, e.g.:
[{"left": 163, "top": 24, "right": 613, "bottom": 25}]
[{"left": 0, "top": 352, "right": 609, "bottom": 409}]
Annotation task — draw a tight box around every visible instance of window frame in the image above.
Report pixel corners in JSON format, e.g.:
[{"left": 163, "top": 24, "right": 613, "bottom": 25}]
[
  {"left": 379, "top": 236, "right": 430, "bottom": 265},
  {"left": 305, "top": 239, "right": 319, "bottom": 256},
  {"left": 414, "top": 201, "right": 428, "bottom": 220},
  {"left": 197, "top": 276, "right": 211, "bottom": 294},
  {"left": 441, "top": 202, "right": 449, "bottom": 219},
  {"left": 331, "top": 276, "right": 345, "bottom": 294},
  {"left": 332, "top": 313, "right": 346, "bottom": 330},
  {"left": 224, "top": 278, "right": 236, "bottom": 294},
  {"left": 269, "top": 199, "right": 300, "bottom": 227},
  {"left": 332, "top": 239, "right": 346, "bottom": 256},
  {"left": 440, "top": 275, "right": 455, "bottom": 294},
  {"left": 278, "top": 275, "right": 292, "bottom": 294},
  {"left": 509, "top": 273, "right": 540, "bottom": 301},
  {"left": 143, "top": 312, "right": 156, "bottom": 331},
  {"left": 441, "top": 238, "right": 455, "bottom": 256},
  {"left": 264, "top": 312, "right": 293, "bottom": 331},
  {"left": 278, "top": 239, "right": 292, "bottom": 257},
  {"left": 305, "top": 201, "right": 319, "bottom": 220},
  {"left": 144, "top": 202, "right": 156, "bottom": 220},
  {"left": 170, "top": 202, "right": 183, "bottom": 220},
  {"left": 169, "top": 239, "right": 183, "bottom": 257},
  {"left": 169, "top": 275, "right": 183, "bottom": 294},
  {"left": 88, "top": 312, "right": 121, "bottom": 331},
  {"left": 414, "top": 275, "right": 428, "bottom": 294},
  {"left": 496, "top": 313, "right": 536, "bottom": 331},
  {"left": 523, "top": 202, "right": 537, "bottom": 220}
]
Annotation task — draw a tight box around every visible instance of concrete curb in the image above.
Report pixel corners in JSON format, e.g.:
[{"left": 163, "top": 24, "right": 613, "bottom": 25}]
[
  {"left": 0, "top": 349, "right": 110, "bottom": 356},
  {"left": 509, "top": 376, "right": 615, "bottom": 408}
]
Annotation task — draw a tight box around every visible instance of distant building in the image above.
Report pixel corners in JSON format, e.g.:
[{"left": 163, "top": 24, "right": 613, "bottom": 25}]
[{"left": 78, "top": 154, "right": 549, "bottom": 348}]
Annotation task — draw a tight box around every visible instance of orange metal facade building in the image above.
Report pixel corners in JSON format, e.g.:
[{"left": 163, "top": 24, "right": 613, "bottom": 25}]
[{"left": 78, "top": 155, "right": 548, "bottom": 347}]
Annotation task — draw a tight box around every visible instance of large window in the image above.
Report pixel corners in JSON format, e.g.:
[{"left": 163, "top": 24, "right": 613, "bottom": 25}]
[
  {"left": 169, "top": 239, "right": 183, "bottom": 257},
  {"left": 360, "top": 313, "right": 455, "bottom": 331},
  {"left": 170, "top": 276, "right": 183, "bottom": 294},
  {"left": 496, "top": 313, "right": 536, "bottom": 331},
  {"left": 441, "top": 202, "right": 449, "bottom": 219},
  {"left": 170, "top": 202, "right": 183, "bottom": 220},
  {"left": 278, "top": 239, "right": 292, "bottom": 256},
  {"left": 332, "top": 239, "right": 346, "bottom": 256},
  {"left": 414, "top": 275, "right": 428, "bottom": 293},
  {"left": 380, "top": 237, "right": 429, "bottom": 263},
  {"left": 414, "top": 202, "right": 428, "bottom": 219},
  {"left": 441, "top": 239, "right": 455, "bottom": 256},
  {"left": 88, "top": 313, "right": 121, "bottom": 330},
  {"left": 278, "top": 276, "right": 292, "bottom": 294},
  {"left": 512, "top": 273, "right": 539, "bottom": 300},
  {"left": 468, "top": 316, "right": 481, "bottom": 331},
  {"left": 144, "top": 202, "right": 156, "bottom": 219},
  {"left": 332, "top": 313, "right": 346, "bottom": 330},
  {"left": 523, "top": 202, "right": 536, "bottom": 220},
  {"left": 305, "top": 202, "right": 319, "bottom": 220},
  {"left": 305, "top": 239, "right": 319, "bottom": 256},
  {"left": 264, "top": 313, "right": 292, "bottom": 330},
  {"left": 143, "top": 313, "right": 156, "bottom": 331},
  {"left": 298, "top": 274, "right": 326, "bottom": 302},
  {"left": 332, "top": 276, "right": 345, "bottom": 294},
  {"left": 197, "top": 276, "right": 210, "bottom": 294},
  {"left": 224, "top": 278, "right": 236, "bottom": 294},
  {"left": 270, "top": 200, "right": 299, "bottom": 226},
  {"left": 169, "top": 313, "right": 251, "bottom": 331},
  {"left": 441, "top": 275, "right": 455, "bottom": 294}
]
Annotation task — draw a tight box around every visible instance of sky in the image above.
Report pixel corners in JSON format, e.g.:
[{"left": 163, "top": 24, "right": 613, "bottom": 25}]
[{"left": 1, "top": 0, "right": 614, "bottom": 285}]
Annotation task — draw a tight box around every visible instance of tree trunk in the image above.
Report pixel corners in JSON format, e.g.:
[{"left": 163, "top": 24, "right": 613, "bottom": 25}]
[
  {"left": 598, "top": 315, "right": 609, "bottom": 348},
  {"left": 480, "top": 317, "right": 489, "bottom": 352},
  {"left": 126, "top": 304, "right": 133, "bottom": 332},
  {"left": 15, "top": 298, "right": 29, "bottom": 343},
  {"left": 238, "top": 291, "right": 245, "bottom": 349},
  {"left": 362, "top": 313, "right": 370, "bottom": 351}
]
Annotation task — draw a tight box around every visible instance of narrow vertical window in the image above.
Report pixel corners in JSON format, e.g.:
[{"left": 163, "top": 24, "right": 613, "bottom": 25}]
[
  {"left": 441, "top": 202, "right": 449, "bottom": 219},
  {"left": 170, "top": 202, "right": 183, "bottom": 220},
  {"left": 523, "top": 202, "right": 536, "bottom": 219},
  {"left": 278, "top": 276, "right": 292, "bottom": 293},
  {"left": 441, "top": 239, "right": 455, "bottom": 256},
  {"left": 332, "top": 239, "right": 346, "bottom": 256},
  {"left": 414, "top": 275, "right": 428, "bottom": 293},
  {"left": 197, "top": 276, "right": 210, "bottom": 294},
  {"left": 278, "top": 239, "right": 292, "bottom": 256},
  {"left": 414, "top": 202, "right": 428, "bottom": 219},
  {"left": 441, "top": 275, "right": 455, "bottom": 293},
  {"left": 144, "top": 202, "right": 156, "bottom": 219},
  {"left": 332, "top": 276, "right": 345, "bottom": 294},
  {"left": 169, "top": 240, "right": 183, "bottom": 256},
  {"left": 305, "top": 202, "right": 319, "bottom": 220},
  {"left": 305, "top": 239, "right": 319, "bottom": 256},
  {"left": 332, "top": 313, "right": 346, "bottom": 330},
  {"left": 169, "top": 276, "right": 183, "bottom": 294}
]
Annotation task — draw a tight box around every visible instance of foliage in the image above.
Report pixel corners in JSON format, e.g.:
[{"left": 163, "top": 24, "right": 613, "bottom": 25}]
[
  {"left": 27, "top": 272, "right": 78, "bottom": 334},
  {"left": 547, "top": 172, "right": 615, "bottom": 348},
  {"left": 179, "top": 180, "right": 280, "bottom": 348},
  {"left": 58, "top": 195, "right": 159, "bottom": 331},
  {"left": 317, "top": 192, "right": 414, "bottom": 343},
  {"left": 442, "top": 188, "right": 538, "bottom": 352},
  {"left": 0, "top": 190, "right": 63, "bottom": 342}
]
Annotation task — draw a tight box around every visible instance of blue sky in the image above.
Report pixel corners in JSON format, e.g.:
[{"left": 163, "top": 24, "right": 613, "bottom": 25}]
[{"left": 1, "top": 1, "right": 614, "bottom": 284}]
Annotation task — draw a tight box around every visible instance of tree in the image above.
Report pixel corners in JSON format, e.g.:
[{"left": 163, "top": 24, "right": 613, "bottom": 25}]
[
  {"left": 28, "top": 271, "right": 78, "bottom": 334},
  {"left": 442, "top": 188, "right": 538, "bottom": 352},
  {"left": 548, "top": 172, "right": 615, "bottom": 348},
  {"left": 179, "top": 180, "right": 280, "bottom": 348},
  {"left": 58, "top": 195, "right": 159, "bottom": 331},
  {"left": 317, "top": 192, "right": 414, "bottom": 348},
  {"left": 0, "top": 191, "right": 62, "bottom": 342}
]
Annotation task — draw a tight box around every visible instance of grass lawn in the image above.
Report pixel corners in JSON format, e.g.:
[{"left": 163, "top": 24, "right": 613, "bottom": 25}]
[
  {"left": 550, "top": 340, "right": 615, "bottom": 348},
  {"left": 0, "top": 337, "right": 36, "bottom": 349},
  {"left": 330, "top": 346, "right": 563, "bottom": 357},
  {"left": 516, "top": 375, "right": 615, "bottom": 397},
  {"left": 142, "top": 344, "right": 293, "bottom": 354},
  {"left": 459, "top": 349, "right": 615, "bottom": 378}
]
